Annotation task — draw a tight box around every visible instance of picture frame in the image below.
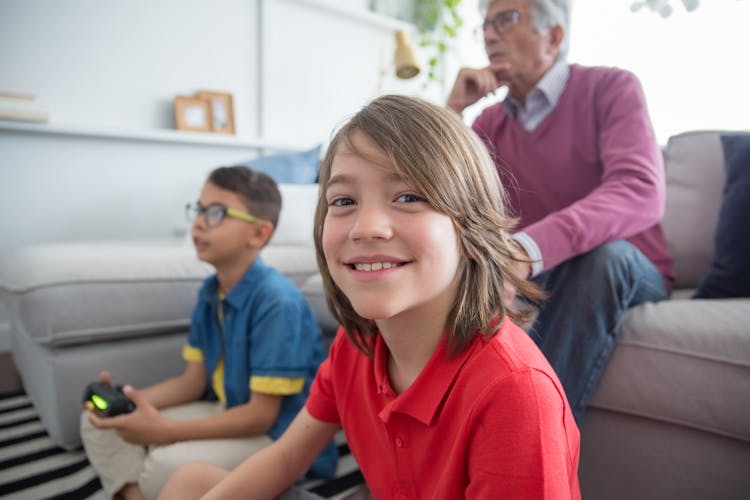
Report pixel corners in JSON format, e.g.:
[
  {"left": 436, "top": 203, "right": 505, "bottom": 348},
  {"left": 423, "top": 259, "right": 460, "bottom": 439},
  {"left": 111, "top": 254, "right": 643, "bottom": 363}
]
[
  {"left": 197, "top": 90, "right": 235, "bottom": 134},
  {"left": 174, "top": 96, "right": 212, "bottom": 132}
]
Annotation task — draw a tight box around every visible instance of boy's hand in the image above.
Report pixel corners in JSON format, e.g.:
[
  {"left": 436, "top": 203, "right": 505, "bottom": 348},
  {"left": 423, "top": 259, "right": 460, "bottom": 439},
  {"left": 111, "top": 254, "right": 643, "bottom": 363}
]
[
  {"left": 88, "top": 385, "right": 174, "bottom": 445},
  {"left": 82, "top": 370, "right": 122, "bottom": 411},
  {"left": 83, "top": 370, "right": 127, "bottom": 416},
  {"left": 98, "top": 370, "right": 113, "bottom": 386}
]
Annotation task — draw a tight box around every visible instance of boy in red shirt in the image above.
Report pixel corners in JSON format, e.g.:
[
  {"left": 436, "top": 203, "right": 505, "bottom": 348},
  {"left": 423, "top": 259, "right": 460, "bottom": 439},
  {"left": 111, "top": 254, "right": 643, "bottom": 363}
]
[{"left": 160, "top": 95, "right": 580, "bottom": 499}]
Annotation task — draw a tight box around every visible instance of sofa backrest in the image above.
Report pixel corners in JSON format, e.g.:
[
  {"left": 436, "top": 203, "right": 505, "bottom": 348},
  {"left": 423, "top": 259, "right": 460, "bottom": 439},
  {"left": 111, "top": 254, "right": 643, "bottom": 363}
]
[
  {"left": 271, "top": 183, "right": 318, "bottom": 247},
  {"left": 662, "top": 131, "right": 727, "bottom": 290}
]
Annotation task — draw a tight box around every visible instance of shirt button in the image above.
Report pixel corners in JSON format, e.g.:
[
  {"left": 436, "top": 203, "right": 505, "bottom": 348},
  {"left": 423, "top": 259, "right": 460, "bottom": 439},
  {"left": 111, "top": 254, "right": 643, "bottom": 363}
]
[{"left": 395, "top": 437, "right": 404, "bottom": 447}]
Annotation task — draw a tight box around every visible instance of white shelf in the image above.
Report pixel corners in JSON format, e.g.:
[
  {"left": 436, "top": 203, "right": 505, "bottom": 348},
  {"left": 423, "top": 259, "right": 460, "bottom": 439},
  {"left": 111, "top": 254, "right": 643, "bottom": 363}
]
[
  {"left": 290, "top": 0, "right": 415, "bottom": 32},
  {"left": 0, "top": 120, "right": 303, "bottom": 152}
]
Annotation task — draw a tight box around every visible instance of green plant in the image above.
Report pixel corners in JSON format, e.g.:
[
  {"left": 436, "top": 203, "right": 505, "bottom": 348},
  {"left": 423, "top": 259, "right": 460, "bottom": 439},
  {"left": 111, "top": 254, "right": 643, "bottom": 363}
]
[{"left": 415, "top": 0, "right": 463, "bottom": 87}]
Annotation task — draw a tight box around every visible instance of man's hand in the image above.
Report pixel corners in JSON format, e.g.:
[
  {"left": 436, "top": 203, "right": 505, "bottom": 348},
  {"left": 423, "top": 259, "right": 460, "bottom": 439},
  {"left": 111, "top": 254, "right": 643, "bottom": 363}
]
[
  {"left": 446, "top": 66, "right": 507, "bottom": 114},
  {"left": 88, "top": 385, "right": 174, "bottom": 445},
  {"left": 503, "top": 240, "right": 533, "bottom": 306}
]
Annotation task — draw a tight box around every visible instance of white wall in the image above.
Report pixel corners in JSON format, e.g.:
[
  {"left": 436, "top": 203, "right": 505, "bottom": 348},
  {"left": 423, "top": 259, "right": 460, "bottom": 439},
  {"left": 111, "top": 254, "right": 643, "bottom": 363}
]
[
  {"left": 0, "top": 0, "right": 265, "bottom": 254},
  {"left": 0, "top": 0, "right": 421, "bottom": 351},
  {"left": 0, "top": 0, "right": 422, "bottom": 254},
  {"left": 261, "top": 0, "right": 424, "bottom": 144},
  {"left": 0, "top": 132, "right": 261, "bottom": 243},
  {"left": 568, "top": 0, "right": 750, "bottom": 144},
  {"left": 0, "top": 0, "right": 259, "bottom": 134}
]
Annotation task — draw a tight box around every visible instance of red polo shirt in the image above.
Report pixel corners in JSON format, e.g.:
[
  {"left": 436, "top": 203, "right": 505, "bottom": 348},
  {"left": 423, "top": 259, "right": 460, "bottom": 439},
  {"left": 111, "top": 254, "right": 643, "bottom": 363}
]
[{"left": 307, "top": 318, "right": 581, "bottom": 499}]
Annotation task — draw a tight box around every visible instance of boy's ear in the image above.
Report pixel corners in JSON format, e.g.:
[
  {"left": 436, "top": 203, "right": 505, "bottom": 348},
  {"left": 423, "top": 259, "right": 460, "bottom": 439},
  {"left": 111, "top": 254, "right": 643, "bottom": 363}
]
[{"left": 247, "top": 220, "right": 275, "bottom": 248}]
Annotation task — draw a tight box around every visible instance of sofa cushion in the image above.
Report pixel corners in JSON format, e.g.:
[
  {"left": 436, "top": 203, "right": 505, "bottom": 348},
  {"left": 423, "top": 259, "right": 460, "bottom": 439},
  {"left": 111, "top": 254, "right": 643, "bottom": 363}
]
[
  {"left": 590, "top": 298, "right": 750, "bottom": 442},
  {"left": 662, "top": 131, "right": 726, "bottom": 289},
  {"left": 240, "top": 145, "right": 321, "bottom": 184},
  {"left": 272, "top": 184, "right": 319, "bottom": 246},
  {"left": 259, "top": 244, "right": 319, "bottom": 287},
  {"left": 694, "top": 133, "right": 750, "bottom": 298},
  {"left": 0, "top": 240, "right": 320, "bottom": 348}
]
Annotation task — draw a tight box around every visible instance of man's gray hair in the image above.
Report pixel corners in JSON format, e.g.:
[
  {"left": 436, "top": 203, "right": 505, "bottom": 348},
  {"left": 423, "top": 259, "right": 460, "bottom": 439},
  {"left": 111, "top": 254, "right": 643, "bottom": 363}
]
[{"left": 479, "top": 0, "right": 571, "bottom": 60}]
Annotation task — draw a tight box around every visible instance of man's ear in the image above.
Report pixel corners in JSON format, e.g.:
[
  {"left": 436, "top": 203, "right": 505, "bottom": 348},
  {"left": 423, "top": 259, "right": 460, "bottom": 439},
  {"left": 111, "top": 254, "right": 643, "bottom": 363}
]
[
  {"left": 247, "top": 220, "right": 275, "bottom": 248},
  {"left": 546, "top": 25, "right": 564, "bottom": 57}
]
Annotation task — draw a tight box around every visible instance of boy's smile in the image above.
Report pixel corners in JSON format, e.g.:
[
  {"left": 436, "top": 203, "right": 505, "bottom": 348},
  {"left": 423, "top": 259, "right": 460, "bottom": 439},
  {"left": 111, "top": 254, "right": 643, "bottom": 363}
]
[
  {"left": 322, "top": 132, "right": 462, "bottom": 326},
  {"left": 341, "top": 255, "right": 412, "bottom": 285}
]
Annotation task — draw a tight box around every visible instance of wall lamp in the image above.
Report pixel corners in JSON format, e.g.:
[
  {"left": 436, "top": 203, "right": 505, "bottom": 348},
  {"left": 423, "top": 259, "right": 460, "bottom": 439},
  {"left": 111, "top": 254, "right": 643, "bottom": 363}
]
[{"left": 393, "top": 30, "right": 420, "bottom": 79}]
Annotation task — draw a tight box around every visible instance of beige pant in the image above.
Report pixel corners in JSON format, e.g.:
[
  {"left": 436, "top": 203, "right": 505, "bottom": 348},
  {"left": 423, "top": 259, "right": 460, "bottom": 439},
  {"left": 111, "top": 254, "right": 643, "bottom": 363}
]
[{"left": 80, "top": 401, "right": 273, "bottom": 500}]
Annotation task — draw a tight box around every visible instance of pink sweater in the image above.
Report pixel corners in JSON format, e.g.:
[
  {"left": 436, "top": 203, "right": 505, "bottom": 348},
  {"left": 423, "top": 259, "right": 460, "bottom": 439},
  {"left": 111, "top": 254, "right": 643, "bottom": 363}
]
[{"left": 473, "top": 65, "right": 674, "bottom": 286}]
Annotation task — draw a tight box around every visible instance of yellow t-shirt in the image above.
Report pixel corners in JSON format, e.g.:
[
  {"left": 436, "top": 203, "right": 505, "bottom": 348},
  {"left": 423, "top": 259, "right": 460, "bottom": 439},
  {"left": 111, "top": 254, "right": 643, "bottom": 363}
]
[{"left": 182, "top": 346, "right": 304, "bottom": 404}]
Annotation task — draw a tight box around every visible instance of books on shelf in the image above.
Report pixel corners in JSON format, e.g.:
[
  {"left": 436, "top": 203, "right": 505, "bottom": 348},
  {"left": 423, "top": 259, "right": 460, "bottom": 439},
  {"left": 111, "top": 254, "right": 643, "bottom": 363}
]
[{"left": 0, "top": 92, "right": 49, "bottom": 123}]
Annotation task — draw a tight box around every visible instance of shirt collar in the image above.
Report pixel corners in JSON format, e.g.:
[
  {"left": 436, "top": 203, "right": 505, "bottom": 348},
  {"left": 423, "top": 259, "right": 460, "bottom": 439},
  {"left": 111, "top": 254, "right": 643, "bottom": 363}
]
[
  {"left": 503, "top": 61, "right": 570, "bottom": 116},
  {"left": 201, "top": 256, "right": 266, "bottom": 308},
  {"left": 374, "top": 328, "right": 486, "bottom": 426}
]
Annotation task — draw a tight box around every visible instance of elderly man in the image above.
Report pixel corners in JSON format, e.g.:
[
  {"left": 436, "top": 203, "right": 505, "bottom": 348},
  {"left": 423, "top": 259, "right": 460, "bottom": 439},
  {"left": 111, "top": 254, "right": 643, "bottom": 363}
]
[{"left": 447, "top": 0, "right": 673, "bottom": 423}]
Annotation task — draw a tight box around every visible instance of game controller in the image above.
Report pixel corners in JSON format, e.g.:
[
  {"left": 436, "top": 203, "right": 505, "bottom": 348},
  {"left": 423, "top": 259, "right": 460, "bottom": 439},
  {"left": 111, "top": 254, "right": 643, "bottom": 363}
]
[{"left": 82, "top": 382, "right": 135, "bottom": 417}]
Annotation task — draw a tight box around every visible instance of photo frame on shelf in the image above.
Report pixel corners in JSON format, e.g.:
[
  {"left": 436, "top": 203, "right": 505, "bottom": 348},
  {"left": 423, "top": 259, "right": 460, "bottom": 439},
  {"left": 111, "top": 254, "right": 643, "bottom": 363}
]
[
  {"left": 174, "top": 96, "right": 211, "bottom": 132},
  {"left": 197, "top": 90, "right": 235, "bottom": 134}
]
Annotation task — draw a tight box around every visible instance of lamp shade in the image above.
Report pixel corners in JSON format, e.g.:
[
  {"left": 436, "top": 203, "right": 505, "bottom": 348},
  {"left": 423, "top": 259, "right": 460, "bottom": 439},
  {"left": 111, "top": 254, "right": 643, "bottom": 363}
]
[{"left": 394, "top": 30, "right": 420, "bottom": 79}]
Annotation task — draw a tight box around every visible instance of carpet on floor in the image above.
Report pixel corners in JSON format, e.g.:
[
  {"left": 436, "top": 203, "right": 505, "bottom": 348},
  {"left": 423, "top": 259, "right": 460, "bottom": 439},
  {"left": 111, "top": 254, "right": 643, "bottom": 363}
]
[{"left": 0, "top": 391, "right": 363, "bottom": 500}]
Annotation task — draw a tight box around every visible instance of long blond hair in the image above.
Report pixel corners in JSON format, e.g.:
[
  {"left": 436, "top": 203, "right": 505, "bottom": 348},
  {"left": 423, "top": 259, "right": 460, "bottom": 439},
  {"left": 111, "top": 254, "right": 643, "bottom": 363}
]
[{"left": 314, "top": 95, "right": 542, "bottom": 356}]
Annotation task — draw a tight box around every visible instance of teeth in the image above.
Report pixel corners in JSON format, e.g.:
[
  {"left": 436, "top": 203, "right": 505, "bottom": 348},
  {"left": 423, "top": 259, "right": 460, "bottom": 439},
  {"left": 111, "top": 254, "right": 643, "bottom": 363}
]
[{"left": 353, "top": 262, "right": 397, "bottom": 271}]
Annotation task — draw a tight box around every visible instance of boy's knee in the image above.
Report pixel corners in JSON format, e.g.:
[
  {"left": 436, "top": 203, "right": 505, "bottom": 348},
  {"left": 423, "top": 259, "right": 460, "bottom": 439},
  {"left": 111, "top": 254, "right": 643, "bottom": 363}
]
[
  {"left": 158, "top": 462, "right": 197, "bottom": 497},
  {"left": 140, "top": 445, "right": 185, "bottom": 499},
  {"left": 79, "top": 409, "right": 103, "bottom": 443},
  {"left": 79, "top": 410, "right": 91, "bottom": 430},
  {"left": 157, "top": 461, "right": 228, "bottom": 500}
]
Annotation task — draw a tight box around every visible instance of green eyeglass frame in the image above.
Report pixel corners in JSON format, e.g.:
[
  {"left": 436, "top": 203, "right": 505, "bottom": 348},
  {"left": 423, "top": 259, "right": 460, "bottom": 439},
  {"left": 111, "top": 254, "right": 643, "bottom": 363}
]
[{"left": 185, "top": 202, "right": 259, "bottom": 227}]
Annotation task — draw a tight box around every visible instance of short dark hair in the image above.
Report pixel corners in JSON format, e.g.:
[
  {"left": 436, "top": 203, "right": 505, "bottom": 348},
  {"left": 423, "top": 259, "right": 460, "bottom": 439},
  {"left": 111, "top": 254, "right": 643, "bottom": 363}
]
[{"left": 207, "top": 166, "right": 282, "bottom": 229}]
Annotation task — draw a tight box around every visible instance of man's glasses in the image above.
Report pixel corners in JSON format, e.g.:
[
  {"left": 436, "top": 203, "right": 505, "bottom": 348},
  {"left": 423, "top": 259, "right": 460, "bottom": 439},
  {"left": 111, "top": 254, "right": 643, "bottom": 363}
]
[
  {"left": 474, "top": 9, "right": 520, "bottom": 40},
  {"left": 185, "top": 202, "right": 258, "bottom": 228}
]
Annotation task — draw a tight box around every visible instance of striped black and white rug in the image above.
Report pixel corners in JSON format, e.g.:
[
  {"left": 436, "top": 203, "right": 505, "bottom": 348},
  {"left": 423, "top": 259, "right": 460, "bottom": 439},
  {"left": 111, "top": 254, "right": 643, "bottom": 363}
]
[{"left": 0, "top": 391, "right": 363, "bottom": 500}]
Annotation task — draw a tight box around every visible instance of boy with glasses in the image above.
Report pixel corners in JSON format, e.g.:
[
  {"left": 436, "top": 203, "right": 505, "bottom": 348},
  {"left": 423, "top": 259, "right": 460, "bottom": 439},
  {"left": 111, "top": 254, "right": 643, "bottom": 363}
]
[{"left": 81, "top": 166, "right": 336, "bottom": 500}]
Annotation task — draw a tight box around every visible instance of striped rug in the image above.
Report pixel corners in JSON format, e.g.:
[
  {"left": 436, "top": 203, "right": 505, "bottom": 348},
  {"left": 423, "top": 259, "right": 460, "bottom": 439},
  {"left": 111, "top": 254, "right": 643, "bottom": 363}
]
[{"left": 0, "top": 391, "right": 363, "bottom": 499}]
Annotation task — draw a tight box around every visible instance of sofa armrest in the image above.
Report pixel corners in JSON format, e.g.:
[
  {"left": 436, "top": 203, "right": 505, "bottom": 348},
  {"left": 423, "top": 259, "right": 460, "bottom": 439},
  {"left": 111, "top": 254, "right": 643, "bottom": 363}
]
[
  {"left": 591, "top": 298, "right": 750, "bottom": 441},
  {"left": 0, "top": 240, "right": 212, "bottom": 347}
]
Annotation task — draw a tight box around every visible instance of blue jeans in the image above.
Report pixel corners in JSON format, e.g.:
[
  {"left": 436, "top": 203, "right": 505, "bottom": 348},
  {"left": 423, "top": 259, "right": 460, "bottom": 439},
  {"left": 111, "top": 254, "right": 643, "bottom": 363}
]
[{"left": 530, "top": 240, "right": 667, "bottom": 424}]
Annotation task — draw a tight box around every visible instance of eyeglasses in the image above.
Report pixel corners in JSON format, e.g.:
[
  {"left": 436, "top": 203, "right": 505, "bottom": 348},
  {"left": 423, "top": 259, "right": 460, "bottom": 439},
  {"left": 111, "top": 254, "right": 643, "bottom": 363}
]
[
  {"left": 474, "top": 9, "right": 520, "bottom": 40},
  {"left": 185, "top": 202, "right": 258, "bottom": 228}
]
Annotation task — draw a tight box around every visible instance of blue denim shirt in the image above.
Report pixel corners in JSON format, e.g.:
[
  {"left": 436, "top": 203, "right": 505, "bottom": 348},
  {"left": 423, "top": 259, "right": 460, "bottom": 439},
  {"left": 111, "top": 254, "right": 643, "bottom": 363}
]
[{"left": 187, "top": 257, "right": 337, "bottom": 477}]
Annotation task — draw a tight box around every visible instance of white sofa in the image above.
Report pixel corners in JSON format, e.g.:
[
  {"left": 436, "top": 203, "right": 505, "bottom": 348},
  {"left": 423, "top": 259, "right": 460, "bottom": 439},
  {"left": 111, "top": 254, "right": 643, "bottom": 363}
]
[
  {"left": 0, "top": 183, "right": 331, "bottom": 451},
  {"left": 1, "top": 131, "right": 749, "bottom": 499}
]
